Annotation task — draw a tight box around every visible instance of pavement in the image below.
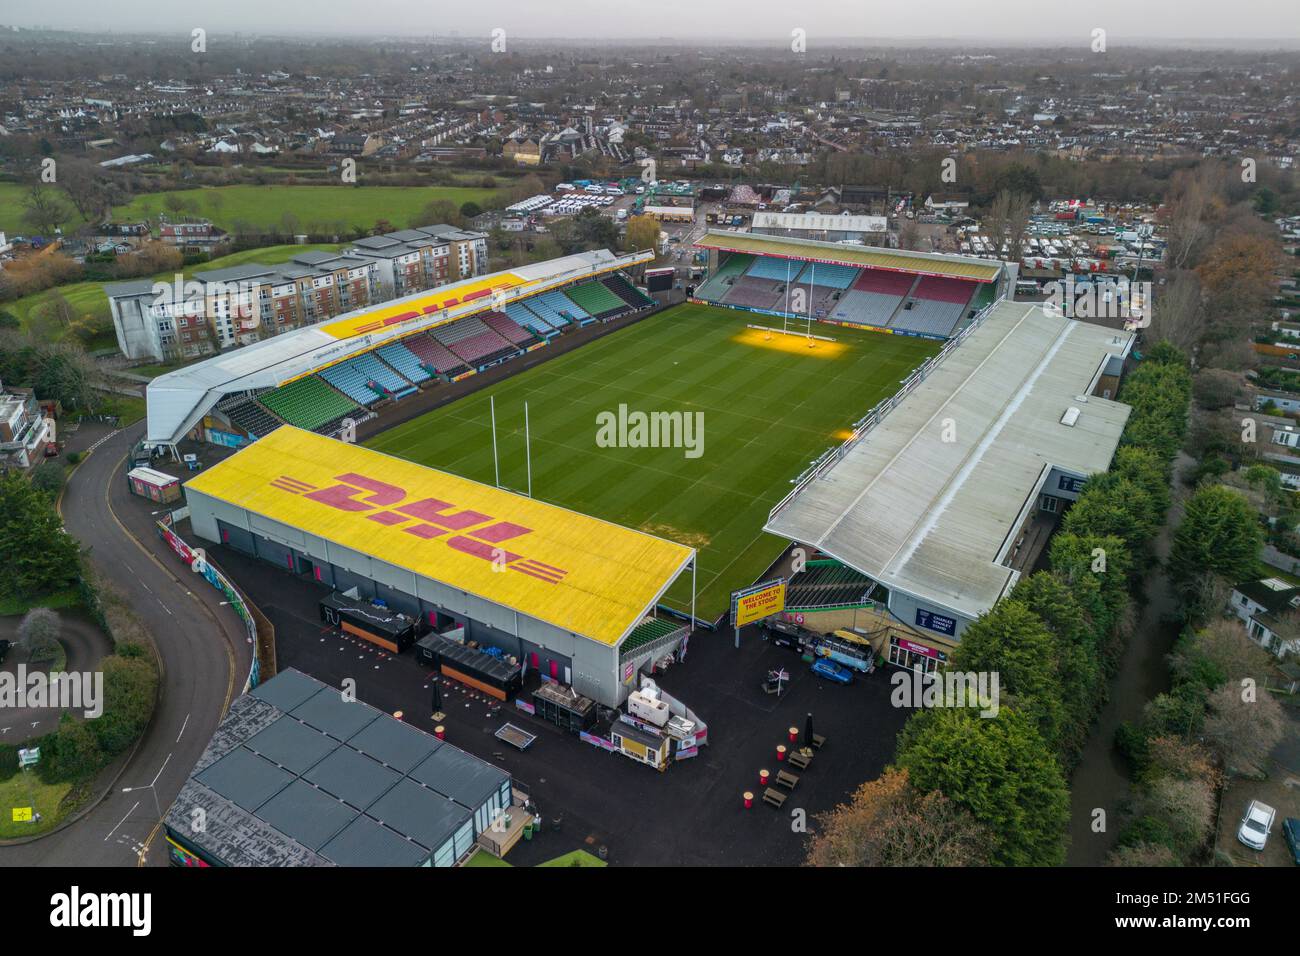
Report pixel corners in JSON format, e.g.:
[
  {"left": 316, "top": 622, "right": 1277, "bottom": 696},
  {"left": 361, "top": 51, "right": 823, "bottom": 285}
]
[
  {"left": 0, "top": 420, "right": 251, "bottom": 865},
  {"left": 198, "top": 537, "right": 908, "bottom": 866}
]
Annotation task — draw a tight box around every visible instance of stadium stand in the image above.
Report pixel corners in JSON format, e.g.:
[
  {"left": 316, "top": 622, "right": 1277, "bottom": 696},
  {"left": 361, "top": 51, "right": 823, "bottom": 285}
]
[
  {"left": 693, "top": 253, "right": 753, "bottom": 301},
  {"left": 218, "top": 395, "right": 283, "bottom": 439},
  {"left": 829, "top": 270, "right": 918, "bottom": 327},
  {"left": 564, "top": 280, "right": 630, "bottom": 321},
  {"left": 721, "top": 275, "right": 787, "bottom": 312},
  {"left": 793, "top": 261, "right": 859, "bottom": 289},
  {"left": 402, "top": 332, "right": 470, "bottom": 378},
  {"left": 913, "top": 275, "right": 979, "bottom": 305},
  {"left": 434, "top": 315, "right": 518, "bottom": 367},
  {"left": 969, "top": 281, "right": 998, "bottom": 313},
  {"left": 259, "top": 376, "right": 363, "bottom": 432},
  {"left": 525, "top": 290, "right": 588, "bottom": 328},
  {"left": 506, "top": 301, "right": 558, "bottom": 338},
  {"left": 481, "top": 310, "right": 540, "bottom": 347},
  {"left": 888, "top": 297, "right": 967, "bottom": 338},
  {"left": 601, "top": 274, "right": 655, "bottom": 309},
  {"left": 320, "top": 352, "right": 417, "bottom": 404},
  {"left": 746, "top": 255, "right": 802, "bottom": 282},
  {"left": 377, "top": 341, "right": 434, "bottom": 385}
]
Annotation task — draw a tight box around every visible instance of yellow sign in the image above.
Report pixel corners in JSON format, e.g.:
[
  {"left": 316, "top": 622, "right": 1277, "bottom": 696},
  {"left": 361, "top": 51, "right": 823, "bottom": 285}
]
[
  {"left": 184, "top": 427, "right": 695, "bottom": 646},
  {"left": 12, "top": 807, "right": 33, "bottom": 822},
  {"left": 733, "top": 581, "right": 786, "bottom": 627},
  {"left": 319, "top": 274, "right": 530, "bottom": 339}
]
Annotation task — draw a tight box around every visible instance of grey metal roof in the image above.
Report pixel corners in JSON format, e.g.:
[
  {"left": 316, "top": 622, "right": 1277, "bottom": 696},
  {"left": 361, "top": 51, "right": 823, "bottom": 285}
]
[
  {"left": 366, "top": 778, "right": 471, "bottom": 851},
  {"left": 168, "top": 669, "right": 500, "bottom": 867},
  {"left": 303, "top": 746, "right": 402, "bottom": 808},
  {"left": 244, "top": 716, "right": 339, "bottom": 774},
  {"left": 319, "top": 815, "right": 430, "bottom": 867},
  {"left": 290, "top": 687, "right": 382, "bottom": 741},
  {"left": 347, "top": 715, "right": 442, "bottom": 772},
  {"left": 765, "top": 301, "right": 1133, "bottom": 621},
  {"left": 409, "top": 742, "right": 508, "bottom": 810},
  {"left": 257, "top": 779, "right": 358, "bottom": 850},
  {"left": 195, "top": 747, "right": 295, "bottom": 812}
]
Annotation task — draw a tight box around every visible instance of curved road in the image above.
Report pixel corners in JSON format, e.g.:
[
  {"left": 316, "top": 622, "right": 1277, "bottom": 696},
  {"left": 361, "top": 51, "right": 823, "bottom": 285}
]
[{"left": 2, "top": 421, "right": 250, "bottom": 866}]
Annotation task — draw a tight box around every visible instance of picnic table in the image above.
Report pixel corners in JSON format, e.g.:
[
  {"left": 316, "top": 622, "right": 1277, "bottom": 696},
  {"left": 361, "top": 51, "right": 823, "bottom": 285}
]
[{"left": 787, "top": 748, "right": 813, "bottom": 770}]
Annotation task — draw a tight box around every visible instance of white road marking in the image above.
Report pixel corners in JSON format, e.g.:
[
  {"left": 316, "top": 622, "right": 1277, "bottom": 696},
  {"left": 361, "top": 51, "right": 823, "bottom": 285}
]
[
  {"left": 176, "top": 713, "right": 190, "bottom": 744},
  {"left": 105, "top": 800, "right": 140, "bottom": 842}
]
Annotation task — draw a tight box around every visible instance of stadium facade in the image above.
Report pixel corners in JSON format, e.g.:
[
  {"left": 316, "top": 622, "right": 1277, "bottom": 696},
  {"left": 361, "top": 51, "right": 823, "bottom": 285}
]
[
  {"left": 145, "top": 247, "right": 654, "bottom": 457},
  {"left": 182, "top": 427, "right": 697, "bottom": 707},
  {"left": 765, "top": 299, "right": 1134, "bottom": 668}
]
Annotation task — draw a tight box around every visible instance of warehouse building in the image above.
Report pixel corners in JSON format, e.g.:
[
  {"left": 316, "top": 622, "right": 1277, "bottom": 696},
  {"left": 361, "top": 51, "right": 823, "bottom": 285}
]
[
  {"left": 181, "top": 427, "right": 697, "bottom": 706},
  {"left": 750, "top": 210, "right": 888, "bottom": 245},
  {"left": 765, "top": 300, "right": 1133, "bottom": 667},
  {"left": 164, "top": 669, "right": 512, "bottom": 867}
]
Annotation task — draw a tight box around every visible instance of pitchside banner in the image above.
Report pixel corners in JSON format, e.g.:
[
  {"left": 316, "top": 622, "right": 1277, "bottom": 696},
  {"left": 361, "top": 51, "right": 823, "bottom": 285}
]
[{"left": 731, "top": 578, "right": 786, "bottom": 628}]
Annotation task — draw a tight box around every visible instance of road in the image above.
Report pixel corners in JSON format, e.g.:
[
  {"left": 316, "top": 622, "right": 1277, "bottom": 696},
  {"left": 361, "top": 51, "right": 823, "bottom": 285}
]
[{"left": 0, "top": 421, "right": 250, "bottom": 866}]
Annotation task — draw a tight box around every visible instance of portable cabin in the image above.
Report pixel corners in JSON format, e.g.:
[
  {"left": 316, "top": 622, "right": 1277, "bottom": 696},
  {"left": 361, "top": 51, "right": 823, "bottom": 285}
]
[
  {"left": 610, "top": 720, "right": 670, "bottom": 770},
  {"left": 320, "top": 592, "right": 420, "bottom": 654},
  {"left": 532, "top": 681, "right": 597, "bottom": 733},
  {"left": 127, "top": 466, "right": 182, "bottom": 504},
  {"left": 416, "top": 633, "right": 523, "bottom": 701}
]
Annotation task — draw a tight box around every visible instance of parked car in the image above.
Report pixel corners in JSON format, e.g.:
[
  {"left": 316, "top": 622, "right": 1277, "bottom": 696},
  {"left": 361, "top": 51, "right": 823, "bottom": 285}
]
[
  {"left": 811, "top": 658, "right": 853, "bottom": 685},
  {"left": 1237, "top": 800, "right": 1276, "bottom": 850},
  {"left": 1282, "top": 817, "right": 1300, "bottom": 865}
]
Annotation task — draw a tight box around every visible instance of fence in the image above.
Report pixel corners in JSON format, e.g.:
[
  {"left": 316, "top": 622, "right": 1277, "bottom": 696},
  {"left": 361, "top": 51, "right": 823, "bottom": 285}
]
[{"left": 155, "top": 520, "right": 274, "bottom": 691}]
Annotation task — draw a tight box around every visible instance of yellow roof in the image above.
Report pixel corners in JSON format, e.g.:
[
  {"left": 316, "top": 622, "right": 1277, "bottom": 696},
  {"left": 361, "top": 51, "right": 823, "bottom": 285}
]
[
  {"left": 184, "top": 427, "right": 694, "bottom": 646},
  {"left": 697, "top": 231, "right": 1001, "bottom": 281},
  {"left": 318, "top": 273, "right": 533, "bottom": 339}
]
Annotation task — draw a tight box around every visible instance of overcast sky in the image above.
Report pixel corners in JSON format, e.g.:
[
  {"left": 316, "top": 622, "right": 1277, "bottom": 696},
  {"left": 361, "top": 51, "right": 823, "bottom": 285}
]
[{"left": 8, "top": 0, "right": 1299, "bottom": 43}]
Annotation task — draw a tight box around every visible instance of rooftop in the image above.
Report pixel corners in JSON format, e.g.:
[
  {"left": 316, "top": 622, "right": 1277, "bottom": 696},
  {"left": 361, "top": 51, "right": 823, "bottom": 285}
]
[
  {"left": 183, "top": 427, "right": 695, "bottom": 647},
  {"left": 765, "top": 301, "right": 1132, "bottom": 620}
]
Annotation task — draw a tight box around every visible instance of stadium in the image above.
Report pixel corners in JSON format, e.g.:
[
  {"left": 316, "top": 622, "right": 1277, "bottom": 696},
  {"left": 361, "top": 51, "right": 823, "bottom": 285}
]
[{"left": 143, "top": 230, "right": 1137, "bottom": 704}]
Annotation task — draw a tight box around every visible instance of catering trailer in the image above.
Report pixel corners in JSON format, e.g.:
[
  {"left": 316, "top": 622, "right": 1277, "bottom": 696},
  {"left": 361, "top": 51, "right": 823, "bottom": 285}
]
[
  {"left": 416, "top": 632, "right": 523, "bottom": 701},
  {"left": 319, "top": 592, "right": 420, "bottom": 654}
]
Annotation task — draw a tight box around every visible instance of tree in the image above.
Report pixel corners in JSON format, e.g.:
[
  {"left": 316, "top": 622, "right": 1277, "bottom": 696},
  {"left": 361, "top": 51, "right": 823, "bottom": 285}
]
[
  {"left": 1107, "top": 842, "right": 1179, "bottom": 867},
  {"left": 1148, "top": 270, "right": 1204, "bottom": 354},
  {"left": 21, "top": 183, "right": 73, "bottom": 235},
  {"left": 0, "top": 471, "right": 83, "bottom": 599},
  {"left": 17, "top": 607, "right": 62, "bottom": 660},
  {"left": 30, "top": 461, "right": 66, "bottom": 497},
  {"left": 1130, "top": 776, "right": 1215, "bottom": 858},
  {"left": 1202, "top": 683, "right": 1286, "bottom": 775},
  {"left": 1192, "top": 369, "right": 1242, "bottom": 410},
  {"left": 624, "top": 216, "right": 660, "bottom": 255},
  {"left": 1170, "top": 617, "right": 1274, "bottom": 691},
  {"left": 1168, "top": 485, "right": 1264, "bottom": 594},
  {"left": 805, "top": 768, "right": 992, "bottom": 867},
  {"left": 896, "top": 705, "right": 1069, "bottom": 866}
]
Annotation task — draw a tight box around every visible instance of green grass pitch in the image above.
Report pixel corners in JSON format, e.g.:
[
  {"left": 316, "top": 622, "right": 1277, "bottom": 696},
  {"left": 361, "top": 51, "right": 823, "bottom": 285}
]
[{"left": 366, "top": 303, "right": 940, "bottom": 620}]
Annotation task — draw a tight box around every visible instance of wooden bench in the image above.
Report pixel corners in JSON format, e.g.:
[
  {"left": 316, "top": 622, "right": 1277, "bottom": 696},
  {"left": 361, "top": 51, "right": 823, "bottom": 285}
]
[
  {"left": 775, "top": 769, "right": 799, "bottom": 791},
  {"left": 811, "top": 733, "right": 827, "bottom": 750},
  {"left": 762, "top": 787, "right": 787, "bottom": 808},
  {"left": 787, "top": 750, "right": 812, "bottom": 770}
]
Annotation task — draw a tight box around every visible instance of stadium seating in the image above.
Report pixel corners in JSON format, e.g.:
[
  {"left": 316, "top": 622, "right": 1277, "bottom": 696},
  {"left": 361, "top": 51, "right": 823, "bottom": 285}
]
[
  {"left": 402, "top": 332, "right": 470, "bottom": 377},
  {"left": 563, "top": 280, "right": 629, "bottom": 321},
  {"left": 506, "top": 301, "right": 557, "bottom": 338},
  {"left": 220, "top": 396, "right": 283, "bottom": 439},
  {"left": 259, "top": 376, "right": 363, "bottom": 432},
  {"left": 525, "top": 290, "right": 588, "bottom": 328},
  {"left": 721, "top": 275, "right": 787, "bottom": 312},
  {"left": 602, "top": 274, "right": 655, "bottom": 309},
  {"left": 829, "top": 270, "right": 919, "bottom": 327},
  {"left": 320, "top": 352, "right": 417, "bottom": 404},
  {"left": 481, "top": 310, "right": 539, "bottom": 347},
  {"left": 793, "top": 261, "right": 859, "bottom": 290},
  {"left": 913, "top": 275, "right": 979, "bottom": 305},
  {"left": 968, "top": 281, "right": 999, "bottom": 313},
  {"left": 854, "top": 269, "right": 920, "bottom": 296},
  {"left": 888, "top": 297, "right": 967, "bottom": 338},
  {"left": 377, "top": 341, "right": 433, "bottom": 385},
  {"left": 694, "top": 253, "right": 753, "bottom": 301},
  {"left": 746, "top": 255, "right": 801, "bottom": 282},
  {"left": 434, "top": 315, "right": 518, "bottom": 367}
]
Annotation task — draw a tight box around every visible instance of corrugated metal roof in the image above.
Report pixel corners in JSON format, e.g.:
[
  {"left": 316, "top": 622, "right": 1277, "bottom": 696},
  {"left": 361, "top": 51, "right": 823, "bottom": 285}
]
[
  {"left": 696, "top": 230, "right": 1002, "bottom": 281},
  {"left": 765, "top": 301, "right": 1132, "bottom": 620},
  {"left": 184, "top": 427, "right": 694, "bottom": 646}
]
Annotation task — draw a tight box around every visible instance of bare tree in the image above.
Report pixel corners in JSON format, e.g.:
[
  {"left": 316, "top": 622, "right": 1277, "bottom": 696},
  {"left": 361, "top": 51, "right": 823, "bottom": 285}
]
[
  {"left": 1202, "top": 682, "right": 1286, "bottom": 775},
  {"left": 21, "top": 183, "right": 73, "bottom": 235},
  {"left": 1148, "top": 270, "right": 1204, "bottom": 353}
]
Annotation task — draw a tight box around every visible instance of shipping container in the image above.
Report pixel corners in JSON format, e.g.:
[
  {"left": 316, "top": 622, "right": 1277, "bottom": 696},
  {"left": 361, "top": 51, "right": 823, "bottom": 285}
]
[
  {"left": 320, "top": 592, "right": 420, "bottom": 653},
  {"left": 532, "top": 681, "right": 597, "bottom": 733},
  {"left": 416, "top": 633, "right": 522, "bottom": 701},
  {"left": 127, "top": 466, "right": 182, "bottom": 503}
]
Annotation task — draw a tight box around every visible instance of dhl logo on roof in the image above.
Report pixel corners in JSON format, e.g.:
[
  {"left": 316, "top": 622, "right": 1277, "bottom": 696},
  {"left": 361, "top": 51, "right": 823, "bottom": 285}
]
[
  {"left": 183, "top": 427, "right": 694, "bottom": 646},
  {"left": 319, "top": 274, "right": 533, "bottom": 340}
]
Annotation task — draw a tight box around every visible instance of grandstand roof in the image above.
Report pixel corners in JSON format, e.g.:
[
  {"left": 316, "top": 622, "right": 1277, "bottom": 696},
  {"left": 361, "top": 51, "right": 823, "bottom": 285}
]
[
  {"left": 183, "top": 427, "right": 695, "bottom": 647},
  {"left": 751, "top": 211, "right": 888, "bottom": 234},
  {"left": 145, "top": 248, "right": 651, "bottom": 446},
  {"left": 764, "top": 301, "right": 1133, "bottom": 621},
  {"left": 696, "top": 230, "right": 1002, "bottom": 282}
]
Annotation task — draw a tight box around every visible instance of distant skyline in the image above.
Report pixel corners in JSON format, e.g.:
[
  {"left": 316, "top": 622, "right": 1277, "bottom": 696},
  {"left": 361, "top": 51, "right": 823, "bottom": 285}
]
[{"left": 6, "top": 0, "right": 1299, "bottom": 45}]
